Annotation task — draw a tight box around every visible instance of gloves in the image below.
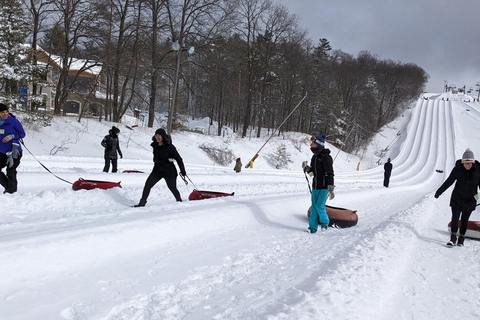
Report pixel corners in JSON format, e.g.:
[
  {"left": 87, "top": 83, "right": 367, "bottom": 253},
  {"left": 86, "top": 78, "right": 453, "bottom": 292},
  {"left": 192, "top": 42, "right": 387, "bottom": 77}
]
[
  {"left": 11, "top": 143, "right": 20, "bottom": 159},
  {"left": 180, "top": 171, "right": 186, "bottom": 178},
  {"left": 302, "top": 161, "right": 311, "bottom": 173},
  {"left": 434, "top": 192, "right": 440, "bottom": 199},
  {"left": 327, "top": 185, "right": 335, "bottom": 200},
  {"left": 119, "top": 153, "right": 123, "bottom": 159},
  {"left": 6, "top": 152, "right": 13, "bottom": 168}
]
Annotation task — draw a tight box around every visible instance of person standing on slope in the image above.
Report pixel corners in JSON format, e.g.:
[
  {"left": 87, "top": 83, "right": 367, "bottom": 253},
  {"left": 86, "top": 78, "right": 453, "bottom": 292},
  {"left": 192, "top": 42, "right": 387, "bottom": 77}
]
[
  {"left": 101, "top": 126, "right": 123, "bottom": 173},
  {"left": 233, "top": 157, "right": 242, "bottom": 173},
  {"left": 434, "top": 148, "right": 480, "bottom": 247},
  {"left": 302, "top": 134, "right": 335, "bottom": 233},
  {"left": 134, "top": 128, "right": 186, "bottom": 207},
  {"left": 0, "top": 103, "right": 26, "bottom": 194},
  {"left": 384, "top": 158, "right": 393, "bottom": 187}
]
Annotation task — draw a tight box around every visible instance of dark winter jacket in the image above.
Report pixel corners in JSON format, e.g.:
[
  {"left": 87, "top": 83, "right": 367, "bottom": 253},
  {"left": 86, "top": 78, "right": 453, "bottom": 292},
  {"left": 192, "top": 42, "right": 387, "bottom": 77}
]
[
  {"left": 234, "top": 158, "right": 242, "bottom": 173},
  {"left": 307, "top": 147, "right": 334, "bottom": 190},
  {"left": 384, "top": 162, "right": 393, "bottom": 174},
  {"left": 151, "top": 138, "right": 186, "bottom": 177},
  {"left": 435, "top": 160, "right": 480, "bottom": 212},
  {"left": 101, "top": 130, "right": 122, "bottom": 159},
  {"left": 0, "top": 114, "right": 25, "bottom": 154}
]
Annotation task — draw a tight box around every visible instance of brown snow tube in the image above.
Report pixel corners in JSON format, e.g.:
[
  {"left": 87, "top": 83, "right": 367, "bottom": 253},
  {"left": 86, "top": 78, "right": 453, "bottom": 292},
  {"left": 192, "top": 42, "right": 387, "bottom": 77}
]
[{"left": 307, "top": 205, "right": 358, "bottom": 228}]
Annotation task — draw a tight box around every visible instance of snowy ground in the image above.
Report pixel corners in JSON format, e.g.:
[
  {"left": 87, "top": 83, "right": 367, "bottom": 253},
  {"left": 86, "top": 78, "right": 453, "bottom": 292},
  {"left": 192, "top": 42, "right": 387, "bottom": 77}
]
[{"left": 2, "top": 92, "right": 480, "bottom": 320}]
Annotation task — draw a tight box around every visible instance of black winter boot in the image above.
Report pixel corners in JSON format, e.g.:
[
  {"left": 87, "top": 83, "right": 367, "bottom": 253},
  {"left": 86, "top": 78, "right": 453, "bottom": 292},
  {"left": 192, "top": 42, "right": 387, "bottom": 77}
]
[
  {"left": 447, "top": 234, "right": 457, "bottom": 247},
  {"left": 133, "top": 199, "right": 147, "bottom": 207},
  {"left": 457, "top": 236, "right": 465, "bottom": 247}
]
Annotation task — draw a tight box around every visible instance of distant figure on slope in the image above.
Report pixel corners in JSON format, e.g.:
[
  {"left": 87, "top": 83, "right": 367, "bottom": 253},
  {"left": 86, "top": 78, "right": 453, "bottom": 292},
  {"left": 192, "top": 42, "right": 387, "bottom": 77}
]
[
  {"left": 234, "top": 157, "right": 242, "bottom": 173},
  {"left": 134, "top": 128, "right": 186, "bottom": 207},
  {"left": 434, "top": 148, "right": 480, "bottom": 247},
  {"left": 383, "top": 158, "right": 393, "bottom": 187},
  {"left": 101, "top": 126, "right": 123, "bottom": 173},
  {"left": 0, "top": 103, "right": 26, "bottom": 194},
  {"left": 302, "top": 134, "right": 335, "bottom": 233}
]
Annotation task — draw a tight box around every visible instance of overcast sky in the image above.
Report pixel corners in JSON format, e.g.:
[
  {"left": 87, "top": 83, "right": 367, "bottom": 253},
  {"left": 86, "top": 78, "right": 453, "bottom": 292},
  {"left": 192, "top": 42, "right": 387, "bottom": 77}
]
[{"left": 276, "top": 0, "right": 480, "bottom": 94}]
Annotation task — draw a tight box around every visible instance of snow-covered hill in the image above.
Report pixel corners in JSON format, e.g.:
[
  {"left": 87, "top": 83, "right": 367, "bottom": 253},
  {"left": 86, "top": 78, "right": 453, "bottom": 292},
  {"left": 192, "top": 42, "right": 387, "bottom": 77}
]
[{"left": 2, "top": 92, "right": 480, "bottom": 320}]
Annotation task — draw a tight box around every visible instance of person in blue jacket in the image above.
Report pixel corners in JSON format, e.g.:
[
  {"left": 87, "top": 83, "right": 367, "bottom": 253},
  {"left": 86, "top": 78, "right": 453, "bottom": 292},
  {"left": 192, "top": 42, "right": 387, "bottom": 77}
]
[
  {"left": 302, "top": 134, "right": 335, "bottom": 233},
  {"left": 0, "top": 103, "right": 26, "bottom": 194},
  {"left": 133, "top": 128, "right": 186, "bottom": 207}
]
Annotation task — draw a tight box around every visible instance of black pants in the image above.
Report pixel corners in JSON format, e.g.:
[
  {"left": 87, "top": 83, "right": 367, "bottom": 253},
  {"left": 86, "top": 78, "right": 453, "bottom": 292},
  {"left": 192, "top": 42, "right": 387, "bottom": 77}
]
[
  {"left": 0, "top": 152, "right": 22, "bottom": 193},
  {"left": 383, "top": 172, "right": 391, "bottom": 187},
  {"left": 140, "top": 170, "right": 182, "bottom": 202},
  {"left": 450, "top": 208, "right": 472, "bottom": 236},
  {"left": 103, "top": 157, "right": 118, "bottom": 173}
]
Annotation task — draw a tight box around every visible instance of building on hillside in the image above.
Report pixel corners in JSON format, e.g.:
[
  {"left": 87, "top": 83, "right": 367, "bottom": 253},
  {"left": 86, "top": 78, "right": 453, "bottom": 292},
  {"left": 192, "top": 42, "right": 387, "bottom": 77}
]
[{"left": 33, "top": 48, "right": 106, "bottom": 116}]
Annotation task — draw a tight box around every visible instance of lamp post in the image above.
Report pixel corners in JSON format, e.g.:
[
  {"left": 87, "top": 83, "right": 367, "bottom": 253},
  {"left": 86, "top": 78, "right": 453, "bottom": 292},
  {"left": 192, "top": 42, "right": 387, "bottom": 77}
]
[{"left": 167, "top": 41, "right": 194, "bottom": 134}]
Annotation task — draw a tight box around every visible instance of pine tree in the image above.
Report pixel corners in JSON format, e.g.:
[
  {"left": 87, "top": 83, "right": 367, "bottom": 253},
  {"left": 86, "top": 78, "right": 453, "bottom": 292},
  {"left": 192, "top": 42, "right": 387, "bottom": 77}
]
[{"left": 0, "top": 0, "right": 33, "bottom": 106}]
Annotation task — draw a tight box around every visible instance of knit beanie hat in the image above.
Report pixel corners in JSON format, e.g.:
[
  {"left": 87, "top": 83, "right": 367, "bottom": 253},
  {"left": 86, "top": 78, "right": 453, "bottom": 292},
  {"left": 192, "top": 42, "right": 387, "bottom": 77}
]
[
  {"left": 0, "top": 103, "right": 8, "bottom": 112},
  {"left": 312, "top": 134, "right": 326, "bottom": 147},
  {"left": 112, "top": 126, "right": 120, "bottom": 134},
  {"left": 155, "top": 128, "right": 167, "bottom": 137},
  {"left": 462, "top": 148, "right": 475, "bottom": 163}
]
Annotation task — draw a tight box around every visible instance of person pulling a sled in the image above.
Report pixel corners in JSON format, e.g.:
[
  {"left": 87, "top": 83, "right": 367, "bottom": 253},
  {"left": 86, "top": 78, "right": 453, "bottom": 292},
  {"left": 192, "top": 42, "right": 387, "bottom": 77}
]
[
  {"left": 302, "top": 134, "right": 335, "bottom": 233},
  {"left": 101, "top": 126, "right": 123, "bottom": 173},
  {"left": 134, "top": 128, "right": 186, "bottom": 207},
  {"left": 384, "top": 158, "right": 393, "bottom": 187},
  {"left": 435, "top": 148, "right": 480, "bottom": 247},
  {"left": 0, "top": 103, "right": 26, "bottom": 194}
]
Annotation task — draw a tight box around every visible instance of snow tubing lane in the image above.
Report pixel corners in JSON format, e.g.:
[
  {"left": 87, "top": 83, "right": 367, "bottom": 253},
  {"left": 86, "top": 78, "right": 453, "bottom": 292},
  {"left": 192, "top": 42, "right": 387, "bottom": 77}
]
[
  {"left": 448, "top": 220, "right": 480, "bottom": 240},
  {"left": 307, "top": 205, "right": 358, "bottom": 228},
  {"left": 72, "top": 178, "right": 122, "bottom": 191},
  {"left": 188, "top": 190, "right": 235, "bottom": 201}
]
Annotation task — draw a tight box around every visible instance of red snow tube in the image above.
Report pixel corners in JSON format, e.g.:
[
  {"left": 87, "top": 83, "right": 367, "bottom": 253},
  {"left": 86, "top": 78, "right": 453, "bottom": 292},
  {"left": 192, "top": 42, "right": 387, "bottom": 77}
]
[
  {"left": 72, "top": 178, "right": 122, "bottom": 191},
  {"left": 307, "top": 205, "right": 358, "bottom": 228},
  {"left": 448, "top": 220, "right": 480, "bottom": 240},
  {"left": 122, "top": 170, "right": 144, "bottom": 173},
  {"left": 188, "top": 189, "right": 235, "bottom": 201}
]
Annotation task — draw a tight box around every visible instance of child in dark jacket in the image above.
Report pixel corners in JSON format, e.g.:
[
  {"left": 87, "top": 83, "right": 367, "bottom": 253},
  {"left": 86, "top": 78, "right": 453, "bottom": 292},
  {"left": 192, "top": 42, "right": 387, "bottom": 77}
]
[
  {"left": 303, "top": 134, "right": 335, "bottom": 233},
  {"left": 101, "top": 126, "right": 123, "bottom": 172}
]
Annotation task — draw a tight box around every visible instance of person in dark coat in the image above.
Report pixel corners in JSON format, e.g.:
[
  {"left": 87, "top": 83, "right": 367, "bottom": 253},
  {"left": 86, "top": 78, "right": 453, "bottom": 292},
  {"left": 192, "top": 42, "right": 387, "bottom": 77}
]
[
  {"left": 234, "top": 157, "right": 242, "bottom": 173},
  {"left": 384, "top": 158, "right": 393, "bottom": 187},
  {"left": 435, "top": 148, "right": 480, "bottom": 247},
  {"left": 101, "top": 126, "right": 123, "bottom": 173},
  {"left": 0, "top": 103, "right": 26, "bottom": 194},
  {"left": 302, "top": 134, "right": 335, "bottom": 233},
  {"left": 134, "top": 128, "right": 186, "bottom": 207}
]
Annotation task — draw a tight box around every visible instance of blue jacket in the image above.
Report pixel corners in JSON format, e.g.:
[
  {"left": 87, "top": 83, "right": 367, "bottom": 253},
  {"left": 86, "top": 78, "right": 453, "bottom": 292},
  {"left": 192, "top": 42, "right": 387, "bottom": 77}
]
[{"left": 0, "top": 114, "right": 26, "bottom": 154}]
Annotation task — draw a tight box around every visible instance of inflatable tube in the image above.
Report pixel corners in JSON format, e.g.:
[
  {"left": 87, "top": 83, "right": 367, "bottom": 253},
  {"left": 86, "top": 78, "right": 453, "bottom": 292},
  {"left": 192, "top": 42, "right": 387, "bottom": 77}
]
[
  {"left": 188, "top": 190, "right": 234, "bottom": 201},
  {"left": 448, "top": 220, "right": 480, "bottom": 240},
  {"left": 307, "top": 205, "right": 358, "bottom": 228},
  {"left": 72, "top": 178, "right": 122, "bottom": 191}
]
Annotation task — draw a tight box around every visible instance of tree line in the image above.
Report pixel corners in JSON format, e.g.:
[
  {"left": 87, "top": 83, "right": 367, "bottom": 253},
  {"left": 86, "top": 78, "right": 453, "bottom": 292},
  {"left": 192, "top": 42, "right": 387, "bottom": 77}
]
[{"left": 1, "top": 0, "right": 428, "bottom": 152}]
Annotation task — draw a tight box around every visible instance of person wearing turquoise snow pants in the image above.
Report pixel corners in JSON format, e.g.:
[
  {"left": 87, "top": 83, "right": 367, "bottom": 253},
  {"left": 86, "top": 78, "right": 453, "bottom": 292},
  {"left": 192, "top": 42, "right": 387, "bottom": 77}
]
[
  {"left": 303, "top": 134, "right": 335, "bottom": 233},
  {"left": 309, "top": 188, "right": 330, "bottom": 230}
]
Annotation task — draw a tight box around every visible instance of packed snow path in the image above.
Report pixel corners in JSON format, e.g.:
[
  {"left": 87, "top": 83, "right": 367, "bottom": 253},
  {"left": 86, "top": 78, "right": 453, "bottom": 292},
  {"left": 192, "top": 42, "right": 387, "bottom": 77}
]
[{"left": 2, "top": 94, "right": 480, "bottom": 319}]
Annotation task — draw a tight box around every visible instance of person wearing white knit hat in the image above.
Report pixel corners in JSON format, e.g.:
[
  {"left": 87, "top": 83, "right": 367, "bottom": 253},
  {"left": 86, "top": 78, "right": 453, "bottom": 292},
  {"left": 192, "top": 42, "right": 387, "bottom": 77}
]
[{"left": 435, "top": 148, "right": 480, "bottom": 247}]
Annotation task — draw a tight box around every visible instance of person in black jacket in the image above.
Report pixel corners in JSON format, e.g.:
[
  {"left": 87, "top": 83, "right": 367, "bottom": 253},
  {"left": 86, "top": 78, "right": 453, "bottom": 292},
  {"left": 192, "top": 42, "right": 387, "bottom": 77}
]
[
  {"left": 383, "top": 158, "right": 393, "bottom": 187},
  {"left": 302, "top": 134, "right": 335, "bottom": 233},
  {"left": 134, "top": 128, "right": 186, "bottom": 207},
  {"left": 435, "top": 148, "right": 480, "bottom": 247},
  {"left": 101, "top": 126, "right": 123, "bottom": 173}
]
